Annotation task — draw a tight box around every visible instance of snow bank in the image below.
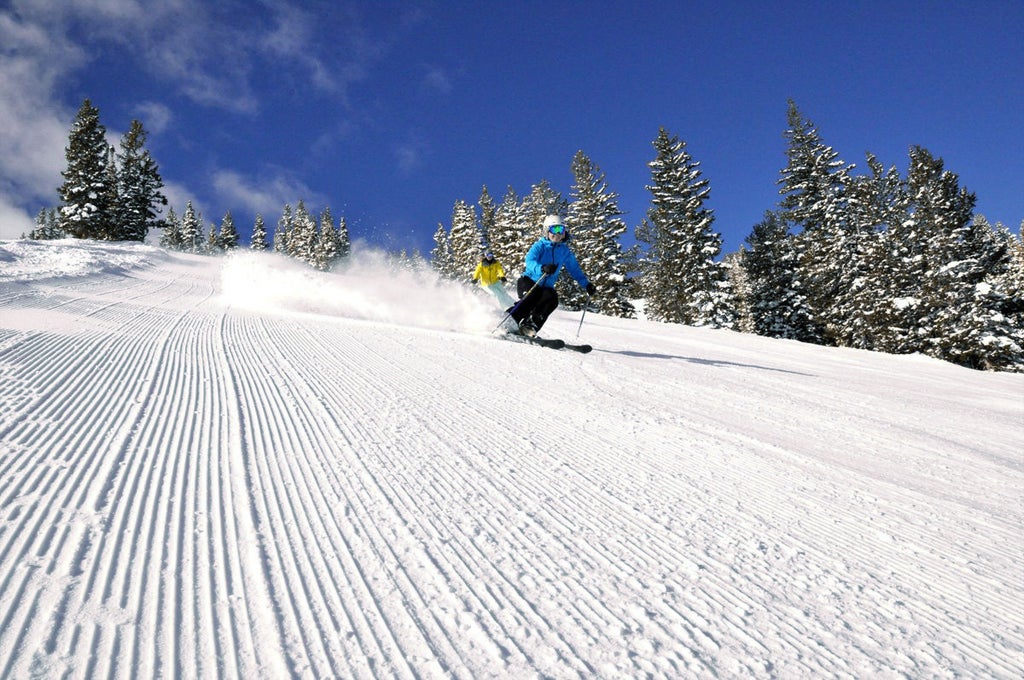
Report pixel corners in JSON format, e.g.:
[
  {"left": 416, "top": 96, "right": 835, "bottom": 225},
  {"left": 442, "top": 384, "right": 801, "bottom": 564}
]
[
  {"left": 0, "top": 239, "right": 165, "bottom": 282},
  {"left": 221, "top": 249, "right": 496, "bottom": 333}
]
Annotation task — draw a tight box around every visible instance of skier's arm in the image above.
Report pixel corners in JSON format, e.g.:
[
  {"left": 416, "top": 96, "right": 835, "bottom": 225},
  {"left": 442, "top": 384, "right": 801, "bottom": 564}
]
[{"left": 562, "top": 250, "right": 590, "bottom": 289}]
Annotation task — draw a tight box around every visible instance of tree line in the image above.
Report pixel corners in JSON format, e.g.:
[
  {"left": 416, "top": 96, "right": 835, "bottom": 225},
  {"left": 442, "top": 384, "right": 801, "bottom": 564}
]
[
  {"left": 158, "top": 199, "right": 351, "bottom": 272},
  {"left": 39, "top": 98, "right": 1024, "bottom": 372}
]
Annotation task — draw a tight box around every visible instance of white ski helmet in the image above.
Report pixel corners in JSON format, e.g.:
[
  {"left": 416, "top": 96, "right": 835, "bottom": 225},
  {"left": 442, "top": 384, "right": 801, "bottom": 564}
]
[{"left": 542, "top": 215, "right": 563, "bottom": 230}]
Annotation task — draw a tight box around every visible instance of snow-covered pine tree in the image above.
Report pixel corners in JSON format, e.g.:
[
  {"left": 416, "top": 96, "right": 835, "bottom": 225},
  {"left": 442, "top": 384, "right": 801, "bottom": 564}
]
[
  {"left": 30, "top": 208, "right": 63, "bottom": 240},
  {"left": 479, "top": 186, "right": 496, "bottom": 251},
  {"left": 274, "top": 204, "right": 293, "bottom": 255},
  {"left": 637, "top": 128, "right": 733, "bottom": 327},
  {"left": 206, "top": 222, "right": 219, "bottom": 253},
  {"left": 448, "top": 199, "right": 481, "bottom": 280},
  {"left": 905, "top": 149, "right": 1021, "bottom": 370},
  {"left": 931, "top": 216, "right": 1024, "bottom": 371},
  {"left": 742, "top": 210, "right": 816, "bottom": 340},
  {"left": 724, "top": 250, "right": 755, "bottom": 333},
  {"left": 100, "top": 147, "right": 120, "bottom": 240},
  {"left": 430, "top": 222, "right": 456, "bottom": 279},
  {"left": 219, "top": 211, "right": 240, "bottom": 251},
  {"left": 290, "top": 200, "right": 318, "bottom": 266},
  {"left": 180, "top": 201, "right": 203, "bottom": 253},
  {"left": 115, "top": 120, "right": 167, "bottom": 242},
  {"left": 489, "top": 186, "right": 524, "bottom": 276},
  {"left": 314, "top": 207, "right": 341, "bottom": 271},
  {"left": 845, "top": 153, "right": 910, "bottom": 350},
  {"left": 337, "top": 216, "right": 351, "bottom": 260},
  {"left": 160, "top": 206, "right": 183, "bottom": 250},
  {"left": 564, "top": 150, "right": 634, "bottom": 317},
  {"left": 250, "top": 214, "right": 268, "bottom": 251},
  {"left": 777, "top": 101, "right": 855, "bottom": 344},
  {"left": 59, "top": 99, "right": 111, "bottom": 239}
]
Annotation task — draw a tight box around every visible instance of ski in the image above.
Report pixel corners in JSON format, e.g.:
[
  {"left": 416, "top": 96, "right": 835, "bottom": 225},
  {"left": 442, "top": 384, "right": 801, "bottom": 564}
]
[
  {"left": 501, "top": 331, "right": 591, "bottom": 353},
  {"left": 560, "top": 341, "right": 593, "bottom": 354},
  {"left": 502, "top": 332, "right": 564, "bottom": 349}
]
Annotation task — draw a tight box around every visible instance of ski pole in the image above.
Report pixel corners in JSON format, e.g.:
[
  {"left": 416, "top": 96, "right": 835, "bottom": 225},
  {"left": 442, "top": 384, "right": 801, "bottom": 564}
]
[
  {"left": 492, "top": 273, "right": 547, "bottom": 334},
  {"left": 576, "top": 295, "right": 590, "bottom": 338}
]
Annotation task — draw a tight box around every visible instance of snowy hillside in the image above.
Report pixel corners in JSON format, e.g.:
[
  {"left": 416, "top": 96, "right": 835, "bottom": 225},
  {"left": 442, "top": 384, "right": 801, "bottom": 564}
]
[{"left": 1, "top": 239, "right": 1021, "bottom": 678}]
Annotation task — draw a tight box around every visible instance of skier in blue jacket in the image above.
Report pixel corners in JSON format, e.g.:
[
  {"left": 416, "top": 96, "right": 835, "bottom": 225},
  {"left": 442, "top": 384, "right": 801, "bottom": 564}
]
[{"left": 511, "top": 215, "right": 596, "bottom": 336}]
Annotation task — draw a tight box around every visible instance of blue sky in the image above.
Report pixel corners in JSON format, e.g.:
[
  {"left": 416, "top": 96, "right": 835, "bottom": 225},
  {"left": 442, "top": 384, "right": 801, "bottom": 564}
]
[{"left": 1, "top": 0, "right": 1021, "bottom": 256}]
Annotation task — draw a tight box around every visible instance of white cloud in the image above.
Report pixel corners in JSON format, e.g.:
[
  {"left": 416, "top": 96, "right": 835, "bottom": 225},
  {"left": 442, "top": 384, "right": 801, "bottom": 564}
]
[
  {"left": 0, "top": 197, "right": 36, "bottom": 240},
  {"left": 0, "top": 8, "right": 84, "bottom": 215},
  {"left": 132, "top": 101, "right": 174, "bottom": 134},
  {"left": 0, "top": 1, "right": 425, "bottom": 234},
  {"left": 212, "top": 169, "right": 328, "bottom": 218},
  {"left": 422, "top": 66, "right": 454, "bottom": 95},
  {"left": 394, "top": 138, "right": 430, "bottom": 174}
]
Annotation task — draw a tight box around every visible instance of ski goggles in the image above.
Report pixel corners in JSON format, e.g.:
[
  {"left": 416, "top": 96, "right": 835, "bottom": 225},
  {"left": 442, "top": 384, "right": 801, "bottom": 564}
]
[{"left": 548, "top": 224, "right": 565, "bottom": 235}]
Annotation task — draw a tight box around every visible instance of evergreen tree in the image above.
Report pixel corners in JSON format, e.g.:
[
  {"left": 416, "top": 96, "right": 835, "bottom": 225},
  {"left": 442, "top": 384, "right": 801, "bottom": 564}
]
[
  {"left": 115, "top": 120, "right": 167, "bottom": 242},
  {"left": 479, "top": 185, "right": 496, "bottom": 250},
  {"left": 314, "top": 207, "right": 342, "bottom": 270},
  {"left": 206, "top": 222, "right": 219, "bottom": 253},
  {"left": 777, "top": 101, "right": 855, "bottom": 343},
  {"left": 931, "top": 217, "right": 1024, "bottom": 371},
  {"left": 250, "top": 214, "right": 268, "bottom": 251},
  {"left": 100, "top": 147, "right": 120, "bottom": 240},
  {"left": 448, "top": 199, "right": 481, "bottom": 279},
  {"left": 742, "top": 211, "right": 815, "bottom": 339},
  {"left": 30, "top": 208, "right": 63, "bottom": 240},
  {"left": 219, "top": 211, "right": 240, "bottom": 251},
  {"left": 160, "top": 206, "right": 183, "bottom": 250},
  {"left": 778, "top": 100, "right": 852, "bottom": 233},
  {"left": 489, "top": 185, "right": 523, "bottom": 276},
  {"left": 180, "top": 200, "right": 203, "bottom": 253},
  {"left": 289, "top": 200, "right": 318, "bottom": 265},
  {"left": 846, "top": 153, "right": 910, "bottom": 350},
  {"left": 337, "top": 216, "right": 351, "bottom": 260},
  {"left": 274, "top": 204, "right": 294, "bottom": 255},
  {"left": 564, "top": 150, "right": 634, "bottom": 317},
  {"left": 59, "top": 99, "right": 111, "bottom": 239},
  {"left": 724, "top": 251, "right": 755, "bottom": 334},
  {"left": 902, "top": 148, "right": 1017, "bottom": 368},
  {"left": 891, "top": 146, "right": 976, "bottom": 357},
  {"left": 430, "top": 222, "right": 456, "bottom": 278},
  {"left": 637, "top": 128, "right": 733, "bottom": 327}
]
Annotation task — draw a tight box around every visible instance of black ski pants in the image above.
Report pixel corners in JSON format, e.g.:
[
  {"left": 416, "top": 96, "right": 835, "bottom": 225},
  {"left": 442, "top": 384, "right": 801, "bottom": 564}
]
[{"left": 512, "top": 276, "right": 559, "bottom": 329}]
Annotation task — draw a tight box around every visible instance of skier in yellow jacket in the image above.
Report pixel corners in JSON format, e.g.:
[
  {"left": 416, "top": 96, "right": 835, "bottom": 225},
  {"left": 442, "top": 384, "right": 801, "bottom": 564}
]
[{"left": 472, "top": 252, "right": 516, "bottom": 308}]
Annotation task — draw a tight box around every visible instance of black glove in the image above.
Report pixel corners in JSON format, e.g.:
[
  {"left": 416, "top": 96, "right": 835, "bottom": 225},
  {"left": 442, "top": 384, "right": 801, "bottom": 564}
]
[
  {"left": 586, "top": 283, "right": 597, "bottom": 295},
  {"left": 541, "top": 264, "right": 558, "bottom": 275}
]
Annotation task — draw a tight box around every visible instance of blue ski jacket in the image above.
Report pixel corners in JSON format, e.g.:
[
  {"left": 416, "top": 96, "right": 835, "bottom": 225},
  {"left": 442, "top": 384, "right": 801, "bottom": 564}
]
[{"left": 522, "top": 237, "right": 590, "bottom": 290}]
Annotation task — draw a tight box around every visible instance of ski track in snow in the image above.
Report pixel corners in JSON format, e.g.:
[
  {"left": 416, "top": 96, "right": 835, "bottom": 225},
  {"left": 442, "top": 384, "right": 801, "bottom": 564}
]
[{"left": 1, "top": 243, "right": 1022, "bottom": 678}]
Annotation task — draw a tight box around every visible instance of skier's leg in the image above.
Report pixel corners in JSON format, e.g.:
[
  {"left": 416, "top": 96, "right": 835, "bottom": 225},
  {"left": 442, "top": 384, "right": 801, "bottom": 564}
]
[
  {"left": 511, "top": 276, "right": 538, "bottom": 323},
  {"left": 530, "top": 289, "right": 560, "bottom": 330},
  {"left": 487, "top": 282, "right": 516, "bottom": 308}
]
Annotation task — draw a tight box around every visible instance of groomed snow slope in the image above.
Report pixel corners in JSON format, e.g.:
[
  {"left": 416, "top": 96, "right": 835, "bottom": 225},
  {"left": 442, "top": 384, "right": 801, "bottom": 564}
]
[{"left": 1, "top": 240, "right": 1021, "bottom": 679}]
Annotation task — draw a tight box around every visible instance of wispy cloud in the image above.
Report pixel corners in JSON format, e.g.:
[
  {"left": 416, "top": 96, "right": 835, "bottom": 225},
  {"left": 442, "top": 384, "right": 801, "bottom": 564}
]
[
  {"left": 212, "top": 169, "right": 328, "bottom": 219},
  {"left": 0, "top": 0, "right": 429, "bottom": 235},
  {"left": 394, "top": 139, "right": 430, "bottom": 174},
  {"left": 132, "top": 101, "right": 173, "bottom": 134},
  {"left": 0, "top": 6, "right": 86, "bottom": 223},
  {"left": 421, "top": 66, "right": 454, "bottom": 95}
]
